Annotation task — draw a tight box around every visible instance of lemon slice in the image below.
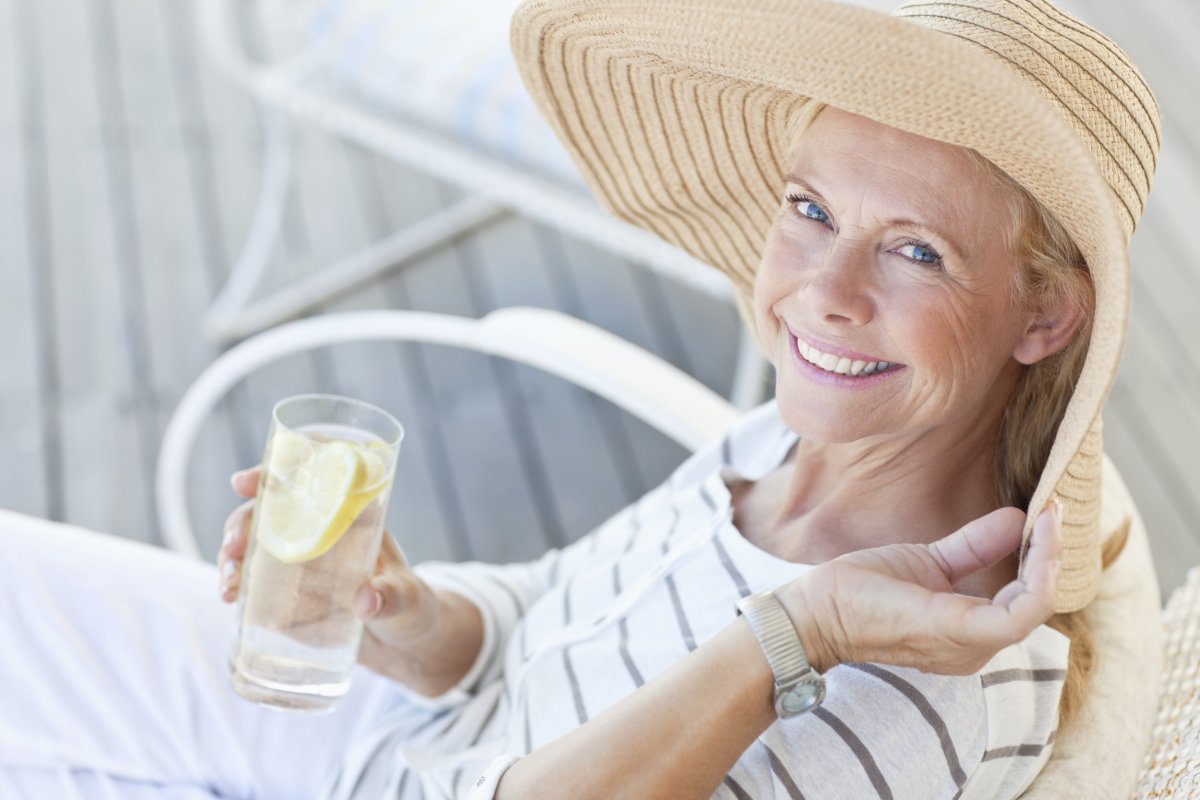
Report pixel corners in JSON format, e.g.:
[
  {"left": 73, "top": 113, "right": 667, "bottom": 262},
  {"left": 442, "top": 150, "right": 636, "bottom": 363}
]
[{"left": 255, "top": 431, "right": 387, "bottom": 564}]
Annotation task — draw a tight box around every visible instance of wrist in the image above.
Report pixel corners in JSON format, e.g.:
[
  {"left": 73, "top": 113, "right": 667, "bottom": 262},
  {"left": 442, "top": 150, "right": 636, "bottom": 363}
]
[{"left": 777, "top": 573, "right": 840, "bottom": 673}]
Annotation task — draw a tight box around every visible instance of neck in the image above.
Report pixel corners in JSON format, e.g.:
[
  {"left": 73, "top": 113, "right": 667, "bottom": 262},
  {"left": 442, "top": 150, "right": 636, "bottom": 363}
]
[{"left": 766, "top": 406, "right": 1008, "bottom": 563}]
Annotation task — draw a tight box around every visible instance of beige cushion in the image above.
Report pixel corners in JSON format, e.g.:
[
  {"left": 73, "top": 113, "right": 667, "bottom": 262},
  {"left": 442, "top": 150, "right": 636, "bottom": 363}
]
[{"left": 1019, "top": 455, "right": 1164, "bottom": 798}]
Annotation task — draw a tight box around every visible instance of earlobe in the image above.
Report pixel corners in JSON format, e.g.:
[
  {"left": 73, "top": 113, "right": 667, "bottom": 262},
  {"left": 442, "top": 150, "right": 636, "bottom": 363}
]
[{"left": 1012, "top": 305, "right": 1086, "bottom": 365}]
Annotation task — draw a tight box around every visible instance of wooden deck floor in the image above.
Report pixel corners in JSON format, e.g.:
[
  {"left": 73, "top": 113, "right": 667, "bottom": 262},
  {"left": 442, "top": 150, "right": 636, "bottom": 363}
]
[{"left": 1, "top": 0, "right": 1198, "bottom": 600}]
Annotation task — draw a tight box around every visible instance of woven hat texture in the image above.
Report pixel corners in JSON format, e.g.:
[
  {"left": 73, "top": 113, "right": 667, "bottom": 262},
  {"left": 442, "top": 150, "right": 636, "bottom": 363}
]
[{"left": 511, "top": 0, "right": 1160, "bottom": 612}]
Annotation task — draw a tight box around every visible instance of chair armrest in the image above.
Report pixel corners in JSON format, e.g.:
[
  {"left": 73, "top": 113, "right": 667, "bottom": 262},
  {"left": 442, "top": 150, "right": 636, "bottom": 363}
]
[{"left": 155, "top": 308, "right": 739, "bottom": 559}]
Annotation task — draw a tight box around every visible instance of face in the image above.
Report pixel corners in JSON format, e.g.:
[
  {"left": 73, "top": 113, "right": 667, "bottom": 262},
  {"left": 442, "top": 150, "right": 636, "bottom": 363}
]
[{"left": 755, "top": 107, "right": 1036, "bottom": 445}]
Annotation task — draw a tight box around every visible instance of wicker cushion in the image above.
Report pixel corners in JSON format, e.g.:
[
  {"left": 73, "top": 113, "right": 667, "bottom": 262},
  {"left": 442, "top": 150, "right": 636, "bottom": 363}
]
[{"left": 1134, "top": 565, "right": 1200, "bottom": 797}]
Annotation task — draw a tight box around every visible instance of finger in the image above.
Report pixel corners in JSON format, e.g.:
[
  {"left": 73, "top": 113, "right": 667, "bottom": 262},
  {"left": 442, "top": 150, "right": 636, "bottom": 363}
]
[
  {"left": 1018, "top": 501, "right": 1063, "bottom": 583},
  {"left": 355, "top": 571, "right": 425, "bottom": 623},
  {"left": 217, "top": 499, "right": 254, "bottom": 603},
  {"left": 957, "top": 543, "right": 1059, "bottom": 647},
  {"left": 220, "top": 499, "right": 255, "bottom": 562},
  {"left": 230, "top": 466, "right": 262, "bottom": 499},
  {"left": 927, "top": 507, "right": 1025, "bottom": 586},
  {"left": 377, "top": 530, "right": 409, "bottom": 570}
]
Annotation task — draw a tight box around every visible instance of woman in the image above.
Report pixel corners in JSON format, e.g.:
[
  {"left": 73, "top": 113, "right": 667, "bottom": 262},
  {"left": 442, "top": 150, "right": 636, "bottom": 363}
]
[{"left": 0, "top": 0, "right": 1157, "bottom": 797}]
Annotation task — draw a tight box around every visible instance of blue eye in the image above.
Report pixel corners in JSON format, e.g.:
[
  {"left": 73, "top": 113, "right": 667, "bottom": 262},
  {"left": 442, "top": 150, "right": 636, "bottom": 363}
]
[
  {"left": 897, "top": 241, "right": 944, "bottom": 266},
  {"left": 784, "top": 193, "right": 830, "bottom": 225}
]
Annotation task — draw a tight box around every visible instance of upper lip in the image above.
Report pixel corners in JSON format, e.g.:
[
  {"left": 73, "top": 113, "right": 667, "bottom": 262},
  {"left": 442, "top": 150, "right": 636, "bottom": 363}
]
[{"left": 786, "top": 324, "right": 899, "bottom": 365}]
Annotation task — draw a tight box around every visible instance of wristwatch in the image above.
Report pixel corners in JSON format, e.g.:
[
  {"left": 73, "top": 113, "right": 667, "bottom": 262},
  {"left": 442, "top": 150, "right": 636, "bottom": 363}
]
[{"left": 736, "top": 590, "right": 826, "bottom": 718}]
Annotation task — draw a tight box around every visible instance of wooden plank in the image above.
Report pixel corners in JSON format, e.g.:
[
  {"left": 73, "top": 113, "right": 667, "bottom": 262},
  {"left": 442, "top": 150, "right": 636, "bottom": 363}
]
[
  {"left": 287, "top": 126, "right": 463, "bottom": 567},
  {"left": 460, "top": 213, "right": 635, "bottom": 546},
  {"left": 551, "top": 233, "right": 691, "bottom": 490},
  {"left": 1105, "top": 379, "right": 1200, "bottom": 601},
  {"left": 0, "top": 0, "right": 50, "bottom": 519},
  {"left": 371, "top": 176, "right": 556, "bottom": 564},
  {"left": 101, "top": 0, "right": 244, "bottom": 559},
  {"left": 34, "top": 0, "right": 155, "bottom": 541}
]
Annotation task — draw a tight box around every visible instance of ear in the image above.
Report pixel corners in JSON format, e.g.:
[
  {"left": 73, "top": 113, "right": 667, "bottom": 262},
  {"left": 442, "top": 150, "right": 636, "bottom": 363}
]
[{"left": 1012, "top": 290, "right": 1086, "bottom": 366}]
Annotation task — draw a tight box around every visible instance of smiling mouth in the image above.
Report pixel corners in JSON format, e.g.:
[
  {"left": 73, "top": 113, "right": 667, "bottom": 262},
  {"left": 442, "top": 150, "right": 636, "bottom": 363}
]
[{"left": 795, "top": 337, "right": 902, "bottom": 378}]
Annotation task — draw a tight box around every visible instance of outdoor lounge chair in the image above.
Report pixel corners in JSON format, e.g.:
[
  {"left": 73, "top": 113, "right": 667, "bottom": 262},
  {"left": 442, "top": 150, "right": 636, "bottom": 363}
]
[
  {"left": 198, "top": 0, "right": 769, "bottom": 408},
  {"left": 155, "top": 305, "right": 1196, "bottom": 799}
]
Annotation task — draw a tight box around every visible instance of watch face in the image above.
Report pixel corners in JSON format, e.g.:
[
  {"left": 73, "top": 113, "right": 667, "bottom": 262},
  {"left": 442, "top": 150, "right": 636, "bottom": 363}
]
[{"left": 779, "top": 680, "right": 825, "bottom": 717}]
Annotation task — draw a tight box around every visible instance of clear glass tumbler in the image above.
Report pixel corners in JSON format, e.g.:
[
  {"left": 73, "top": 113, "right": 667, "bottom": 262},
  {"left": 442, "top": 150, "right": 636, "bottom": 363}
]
[{"left": 230, "top": 394, "right": 403, "bottom": 712}]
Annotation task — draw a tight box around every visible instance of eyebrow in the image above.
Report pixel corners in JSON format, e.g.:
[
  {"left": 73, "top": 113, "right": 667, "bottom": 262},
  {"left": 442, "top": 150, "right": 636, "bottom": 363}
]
[{"left": 782, "top": 173, "right": 969, "bottom": 262}]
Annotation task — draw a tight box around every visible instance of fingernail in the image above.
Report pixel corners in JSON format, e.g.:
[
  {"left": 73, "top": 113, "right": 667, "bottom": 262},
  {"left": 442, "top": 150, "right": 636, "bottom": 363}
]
[
  {"left": 221, "top": 559, "right": 239, "bottom": 584},
  {"left": 230, "top": 469, "right": 250, "bottom": 489},
  {"left": 355, "top": 588, "right": 381, "bottom": 617},
  {"left": 1051, "top": 499, "right": 1063, "bottom": 525}
]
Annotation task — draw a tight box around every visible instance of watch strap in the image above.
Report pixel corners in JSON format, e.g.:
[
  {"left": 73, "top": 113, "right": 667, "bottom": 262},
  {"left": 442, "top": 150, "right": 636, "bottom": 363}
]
[{"left": 737, "top": 590, "right": 813, "bottom": 687}]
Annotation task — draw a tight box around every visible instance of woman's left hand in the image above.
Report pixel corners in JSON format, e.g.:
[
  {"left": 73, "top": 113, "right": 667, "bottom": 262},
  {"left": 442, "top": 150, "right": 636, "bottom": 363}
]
[{"left": 781, "top": 502, "right": 1063, "bottom": 676}]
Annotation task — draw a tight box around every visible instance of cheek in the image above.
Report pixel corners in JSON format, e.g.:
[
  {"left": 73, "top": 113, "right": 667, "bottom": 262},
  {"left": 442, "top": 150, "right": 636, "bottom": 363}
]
[{"left": 891, "top": 288, "right": 1022, "bottom": 395}]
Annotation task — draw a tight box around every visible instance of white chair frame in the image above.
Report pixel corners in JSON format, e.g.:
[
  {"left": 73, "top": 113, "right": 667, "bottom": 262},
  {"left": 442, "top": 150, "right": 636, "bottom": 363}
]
[
  {"left": 198, "top": 0, "right": 769, "bottom": 408},
  {"left": 156, "top": 306, "right": 740, "bottom": 561}
]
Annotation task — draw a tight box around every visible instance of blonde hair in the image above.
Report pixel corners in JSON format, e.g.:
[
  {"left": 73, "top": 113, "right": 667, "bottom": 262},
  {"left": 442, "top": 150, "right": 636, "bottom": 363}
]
[{"left": 782, "top": 101, "right": 1096, "bottom": 726}]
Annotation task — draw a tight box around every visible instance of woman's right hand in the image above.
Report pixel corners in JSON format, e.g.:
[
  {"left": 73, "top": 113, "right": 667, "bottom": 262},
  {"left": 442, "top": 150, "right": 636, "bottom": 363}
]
[{"left": 219, "top": 466, "right": 461, "bottom": 689}]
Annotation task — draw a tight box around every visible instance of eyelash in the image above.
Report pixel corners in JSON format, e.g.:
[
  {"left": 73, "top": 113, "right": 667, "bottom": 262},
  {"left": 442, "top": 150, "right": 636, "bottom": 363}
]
[{"left": 782, "top": 192, "right": 945, "bottom": 269}]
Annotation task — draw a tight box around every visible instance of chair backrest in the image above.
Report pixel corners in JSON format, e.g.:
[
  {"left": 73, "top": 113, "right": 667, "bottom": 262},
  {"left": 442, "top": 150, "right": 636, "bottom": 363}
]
[{"left": 1019, "top": 455, "right": 1164, "bottom": 798}]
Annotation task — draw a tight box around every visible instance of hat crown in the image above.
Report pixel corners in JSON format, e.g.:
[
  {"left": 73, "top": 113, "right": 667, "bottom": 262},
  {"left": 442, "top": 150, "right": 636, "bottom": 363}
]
[{"left": 894, "top": 0, "right": 1161, "bottom": 239}]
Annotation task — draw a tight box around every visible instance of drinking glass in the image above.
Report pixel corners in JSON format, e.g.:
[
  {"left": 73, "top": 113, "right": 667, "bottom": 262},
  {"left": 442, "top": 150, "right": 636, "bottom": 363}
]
[{"left": 230, "top": 394, "right": 403, "bottom": 712}]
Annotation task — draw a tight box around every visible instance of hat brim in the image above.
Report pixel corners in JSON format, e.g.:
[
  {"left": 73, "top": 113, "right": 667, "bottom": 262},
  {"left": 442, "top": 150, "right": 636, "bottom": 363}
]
[{"left": 512, "top": 0, "right": 1129, "bottom": 612}]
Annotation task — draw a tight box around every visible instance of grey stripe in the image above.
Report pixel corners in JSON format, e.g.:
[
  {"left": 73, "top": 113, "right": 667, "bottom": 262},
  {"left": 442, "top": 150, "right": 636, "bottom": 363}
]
[
  {"left": 723, "top": 774, "right": 754, "bottom": 800},
  {"left": 812, "top": 706, "right": 894, "bottom": 800},
  {"left": 713, "top": 536, "right": 751, "bottom": 599},
  {"left": 563, "top": 576, "right": 574, "bottom": 625},
  {"left": 394, "top": 770, "right": 410, "bottom": 799},
  {"left": 765, "top": 744, "right": 807, "bottom": 799},
  {"left": 524, "top": 701, "right": 534, "bottom": 754},
  {"left": 612, "top": 556, "right": 646, "bottom": 687},
  {"left": 982, "top": 730, "right": 1057, "bottom": 761},
  {"left": 617, "top": 617, "right": 646, "bottom": 686},
  {"left": 665, "top": 573, "right": 697, "bottom": 651},
  {"left": 562, "top": 646, "right": 590, "bottom": 724},
  {"left": 980, "top": 668, "right": 1067, "bottom": 688},
  {"left": 982, "top": 742, "right": 1048, "bottom": 760},
  {"left": 721, "top": 434, "right": 734, "bottom": 466},
  {"left": 848, "top": 663, "right": 967, "bottom": 787},
  {"left": 519, "top": 618, "right": 530, "bottom": 661},
  {"left": 699, "top": 479, "right": 719, "bottom": 512}
]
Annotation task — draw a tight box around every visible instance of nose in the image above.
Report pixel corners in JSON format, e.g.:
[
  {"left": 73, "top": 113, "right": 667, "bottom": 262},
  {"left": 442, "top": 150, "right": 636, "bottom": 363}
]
[{"left": 803, "top": 241, "right": 875, "bottom": 326}]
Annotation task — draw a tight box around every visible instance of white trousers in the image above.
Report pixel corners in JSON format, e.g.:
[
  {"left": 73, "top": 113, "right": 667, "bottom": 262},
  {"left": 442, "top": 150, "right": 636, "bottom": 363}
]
[{"left": 0, "top": 509, "right": 433, "bottom": 799}]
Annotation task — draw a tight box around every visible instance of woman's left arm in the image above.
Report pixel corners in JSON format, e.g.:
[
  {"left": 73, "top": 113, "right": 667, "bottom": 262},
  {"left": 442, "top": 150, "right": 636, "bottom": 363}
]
[{"left": 490, "top": 503, "right": 1062, "bottom": 800}]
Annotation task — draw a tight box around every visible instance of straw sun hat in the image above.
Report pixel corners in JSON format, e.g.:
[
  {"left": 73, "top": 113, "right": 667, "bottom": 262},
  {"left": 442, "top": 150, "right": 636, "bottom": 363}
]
[{"left": 511, "top": 0, "right": 1160, "bottom": 612}]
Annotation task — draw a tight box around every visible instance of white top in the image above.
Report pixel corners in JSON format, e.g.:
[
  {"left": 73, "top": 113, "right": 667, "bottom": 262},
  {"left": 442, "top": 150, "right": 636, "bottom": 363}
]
[{"left": 323, "top": 401, "right": 1069, "bottom": 799}]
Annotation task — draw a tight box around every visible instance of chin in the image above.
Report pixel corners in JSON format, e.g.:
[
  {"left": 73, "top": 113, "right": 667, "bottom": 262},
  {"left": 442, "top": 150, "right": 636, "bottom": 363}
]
[{"left": 775, "top": 395, "right": 879, "bottom": 445}]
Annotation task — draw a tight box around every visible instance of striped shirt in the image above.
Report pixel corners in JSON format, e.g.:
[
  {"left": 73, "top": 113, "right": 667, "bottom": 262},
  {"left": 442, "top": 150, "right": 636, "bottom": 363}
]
[{"left": 324, "top": 400, "right": 1068, "bottom": 799}]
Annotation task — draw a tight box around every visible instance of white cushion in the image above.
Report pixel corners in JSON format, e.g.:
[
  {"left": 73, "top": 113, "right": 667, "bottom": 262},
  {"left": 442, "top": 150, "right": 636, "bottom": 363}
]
[
  {"left": 292, "top": 0, "right": 583, "bottom": 185},
  {"left": 1020, "top": 455, "right": 1164, "bottom": 798}
]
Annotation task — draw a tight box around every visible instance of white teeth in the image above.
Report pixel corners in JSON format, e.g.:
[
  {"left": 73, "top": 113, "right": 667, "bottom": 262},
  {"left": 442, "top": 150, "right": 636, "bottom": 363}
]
[{"left": 798, "top": 337, "right": 896, "bottom": 377}]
